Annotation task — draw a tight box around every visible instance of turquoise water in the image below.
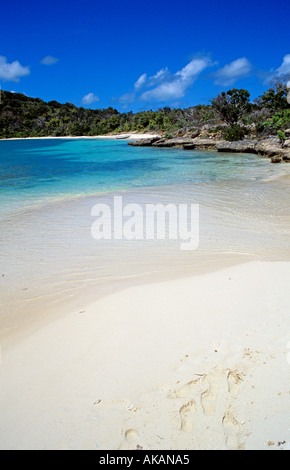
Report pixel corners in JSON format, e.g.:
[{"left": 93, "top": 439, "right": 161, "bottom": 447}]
[
  {"left": 0, "top": 137, "right": 284, "bottom": 217},
  {"left": 1, "top": 137, "right": 290, "bottom": 323}
]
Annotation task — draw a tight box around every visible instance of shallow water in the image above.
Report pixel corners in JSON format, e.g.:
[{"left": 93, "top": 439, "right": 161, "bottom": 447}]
[
  {"left": 1, "top": 138, "right": 290, "bottom": 325},
  {"left": 0, "top": 137, "right": 288, "bottom": 216}
]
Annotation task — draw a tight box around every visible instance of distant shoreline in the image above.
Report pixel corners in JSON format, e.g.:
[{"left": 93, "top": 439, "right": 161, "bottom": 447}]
[{"left": 0, "top": 133, "right": 161, "bottom": 142}]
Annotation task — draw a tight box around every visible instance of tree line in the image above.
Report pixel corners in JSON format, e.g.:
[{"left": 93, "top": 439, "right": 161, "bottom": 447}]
[{"left": 0, "top": 75, "right": 289, "bottom": 140}]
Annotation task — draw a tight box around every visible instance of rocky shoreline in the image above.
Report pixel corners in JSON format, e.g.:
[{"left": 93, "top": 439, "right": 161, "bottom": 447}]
[{"left": 128, "top": 131, "right": 290, "bottom": 164}]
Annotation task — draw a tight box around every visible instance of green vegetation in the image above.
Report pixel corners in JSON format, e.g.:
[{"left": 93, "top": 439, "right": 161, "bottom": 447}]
[
  {"left": 211, "top": 88, "right": 251, "bottom": 125},
  {"left": 277, "top": 130, "right": 287, "bottom": 147},
  {"left": 257, "top": 78, "right": 289, "bottom": 111},
  {"left": 0, "top": 75, "right": 289, "bottom": 140},
  {"left": 256, "top": 109, "right": 290, "bottom": 135},
  {"left": 222, "top": 125, "right": 246, "bottom": 142}
]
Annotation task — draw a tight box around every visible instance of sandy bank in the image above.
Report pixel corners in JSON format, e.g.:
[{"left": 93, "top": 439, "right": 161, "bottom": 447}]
[{"left": 0, "top": 261, "right": 289, "bottom": 450}]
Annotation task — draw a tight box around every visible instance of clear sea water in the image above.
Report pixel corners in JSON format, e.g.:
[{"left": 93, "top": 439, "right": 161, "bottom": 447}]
[
  {"left": 1, "top": 138, "right": 290, "bottom": 325},
  {"left": 0, "top": 137, "right": 287, "bottom": 216}
]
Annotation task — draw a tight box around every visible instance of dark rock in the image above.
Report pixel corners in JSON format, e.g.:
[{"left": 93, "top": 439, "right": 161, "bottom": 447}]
[
  {"left": 127, "top": 135, "right": 290, "bottom": 164},
  {"left": 188, "top": 138, "right": 222, "bottom": 149},
  {"left": 182, "top": 128, "right": 201, "bottom": 138},
  {"left": 128, "top": 137, "right": 161, "bottom": 147},
  {"left": 152, "top": 138, "right": 193, "bottom": 148},
  {"left": 175, "top": 129, "right": 186, "bottom": 137},
  {"left": 271, "top": 155, "right": 282, "bottom": 163},
  {"left": 189, "top": 129, "right": 201, "bottom": 139},
  {"left": 183, "top": 143, "right": 197, "bottom": 150},
  {"left": 256, "top": 143, "right": 280, "bottom": 157}
]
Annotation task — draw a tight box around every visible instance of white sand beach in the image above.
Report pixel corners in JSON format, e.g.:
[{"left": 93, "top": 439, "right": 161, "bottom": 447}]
[{"left": 0, "top": 260, "right": 289, "bottom": 450}]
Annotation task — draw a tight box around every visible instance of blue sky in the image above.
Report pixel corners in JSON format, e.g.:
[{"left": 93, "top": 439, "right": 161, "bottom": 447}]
[{"left": 0, "top": 0, "right": 290, "bottom": 112}]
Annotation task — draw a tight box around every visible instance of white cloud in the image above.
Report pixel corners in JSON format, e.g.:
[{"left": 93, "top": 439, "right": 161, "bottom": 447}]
[
  {"left": 276, "top": 54, "right": 290, "bottom": 76},
  {"left": 134, "top": 73, "right": 147, "bottom": 90},
  {"left": 141, "top": 80, "right": 185, "bottom": 102},
  {"left": 81, "top": 92, "right": 100, "bottom": 105},
  {"left": 147, "top": 67, "right": 170, "bottom": 87},
  {"left": 262, "top": 54, "right": 290, "bottom": 84},
  {"left": 152, "top": 68, "right": 169, "bottom": 81},
  {"left": 133, "top": 68, "right": 170, "bottom": 93},
  {"left": 0, "top": 56, "right": 30, "bottom": 82},
  {"left": 41, "top": 56, "right": 59, "bottom": 66},
  {"left": 176, "top": 59, "right": 209, "bottom": 82},
  {"left": 214, "top": 58, "right": 252, "bottom": 86},
  {"left": 115, "top": 58, "right": 211, "bottom": 105},
  {"left": 140, "top": 58, "right": 211, "bottom": 102}
]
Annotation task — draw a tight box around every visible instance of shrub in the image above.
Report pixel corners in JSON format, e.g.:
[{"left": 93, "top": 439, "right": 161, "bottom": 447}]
[
  {"left": 277, "top": 130, "right": 287, "bottom": 147},
  {"left": 257, "top": 110, "right": 290, "bottom": 136},
  {"left": 222, "top": 125, "right": 246, "bottom": 141},
  {"left": 256, "top": 122, "right": 265, "bottom": 135}
]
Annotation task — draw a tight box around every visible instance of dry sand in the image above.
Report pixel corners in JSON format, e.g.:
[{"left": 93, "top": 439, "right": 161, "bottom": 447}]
[{"left": 0, "top": 260, "right": 289, "bottom": 450}]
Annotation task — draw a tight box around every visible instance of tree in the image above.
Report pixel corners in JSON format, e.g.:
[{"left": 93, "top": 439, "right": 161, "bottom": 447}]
[
  {"left": 108, "top": 115, "right": 120, "bottom": 130},
  {"left": 258, "top": 74, "right": 290, "bottom": 111},
  {"left": 211, "top": 88, "right": 251, "bottom": 125}
]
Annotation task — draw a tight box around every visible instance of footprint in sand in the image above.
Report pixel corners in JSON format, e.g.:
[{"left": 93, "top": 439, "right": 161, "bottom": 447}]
[
  {"left": 227, "top": 370, "right": 243, "bottom": 398},
  {"left": 180, "top": 399, "right": 196, "bottom": 432},
  {"left": 222, "top": 410, "right": 243, "bottom": 450},
  {"left": 170, "top": 370, "right": 221, "bottom": 417},
  {"left": 201, "top": 384, "right": 218, "bottom": 416},
  {"left": 169, "top": 377, "right": 203, "bottom": 399},
  {"left": 200, "top": 370, "right": 221, "bottom": 416},
  {"left": 118, "top": 428, "right": 140, "bottom": 450}
]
